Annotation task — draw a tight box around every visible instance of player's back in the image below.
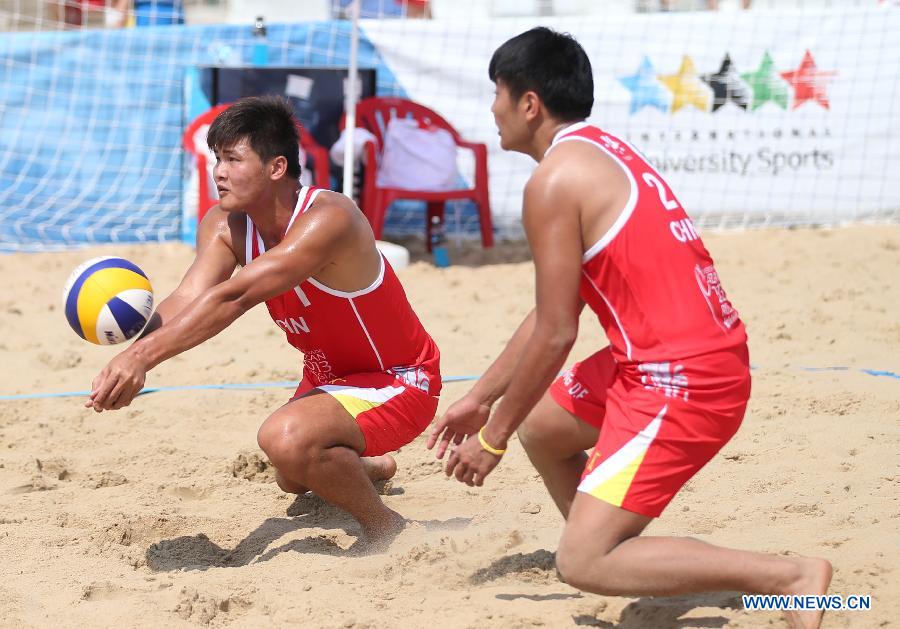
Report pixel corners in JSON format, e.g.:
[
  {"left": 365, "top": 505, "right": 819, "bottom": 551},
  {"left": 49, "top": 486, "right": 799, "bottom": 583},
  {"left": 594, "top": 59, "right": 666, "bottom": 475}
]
[{"left": 551, "top": 123, "right": 747, "bottom": 387}]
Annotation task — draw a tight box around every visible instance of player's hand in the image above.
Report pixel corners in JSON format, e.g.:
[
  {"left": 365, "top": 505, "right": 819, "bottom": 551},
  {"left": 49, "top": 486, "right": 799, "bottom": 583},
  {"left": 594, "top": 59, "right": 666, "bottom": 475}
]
[
  {"left": 444, "top": 432, "right": 503, "bottom": 487},
  {"left": 85, "top": 351, "right": 147, "bottom": 412},
  {"left": 426, "top": 394, "right": 491, "bottom": 459}
]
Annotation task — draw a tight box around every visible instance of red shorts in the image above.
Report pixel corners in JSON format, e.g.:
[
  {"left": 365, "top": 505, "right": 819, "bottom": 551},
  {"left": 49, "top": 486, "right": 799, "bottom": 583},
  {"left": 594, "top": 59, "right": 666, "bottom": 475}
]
[
  {"left": 550, "top": 346, "right": 750, "bottom": 518},
  {"left": 293, "top": 372, "right": 439, "bottom": 457}
]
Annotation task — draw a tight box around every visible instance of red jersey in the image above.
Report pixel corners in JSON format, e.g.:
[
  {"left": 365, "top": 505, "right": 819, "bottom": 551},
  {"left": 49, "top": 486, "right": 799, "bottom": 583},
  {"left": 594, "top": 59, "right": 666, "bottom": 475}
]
[
  {"left": 245, "top": 187, "right": 441, "bottom": 397},
  {"left": 550, "top": 123, "right": 748, "bottom": 398}
]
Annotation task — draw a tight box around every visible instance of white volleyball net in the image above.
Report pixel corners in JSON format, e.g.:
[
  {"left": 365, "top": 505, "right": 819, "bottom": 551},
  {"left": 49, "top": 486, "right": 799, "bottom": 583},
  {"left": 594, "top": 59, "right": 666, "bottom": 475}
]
[{"left": 0, "top": 0, "right": 897, "bottom": 251}]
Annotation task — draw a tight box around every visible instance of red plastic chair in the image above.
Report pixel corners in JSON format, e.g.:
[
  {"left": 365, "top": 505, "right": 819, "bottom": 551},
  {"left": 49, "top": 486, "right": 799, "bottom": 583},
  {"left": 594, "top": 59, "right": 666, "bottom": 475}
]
[
  {"left": 183, "top": 103, "right": 331, "bottom": 223},
  {"left": 353, "top": 97, "right": 493, "bottom": 249}
]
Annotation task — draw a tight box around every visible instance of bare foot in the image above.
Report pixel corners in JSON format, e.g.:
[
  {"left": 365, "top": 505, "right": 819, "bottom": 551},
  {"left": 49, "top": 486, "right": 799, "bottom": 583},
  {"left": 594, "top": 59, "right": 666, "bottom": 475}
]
[
  {"left": 784, "top": 557, "right": 833, "bottom": 629},
  {"left": 275, "top": 469, "right": 309, "bottom": 495},
  {"left": 361, "top": 454, "right": 397, "bottom": 482},
  {"left": 276, "top": 455, "right": 396, "bottom": 496},
  {"left": 356, "top": 508, "right": 406, "bottom": 554}
]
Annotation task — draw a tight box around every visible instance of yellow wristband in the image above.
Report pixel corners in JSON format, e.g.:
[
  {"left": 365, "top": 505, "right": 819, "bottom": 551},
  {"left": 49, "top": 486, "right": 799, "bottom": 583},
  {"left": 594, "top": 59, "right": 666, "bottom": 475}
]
[{"left": 478, "top": 427, "right": 507, "bottom": 456}]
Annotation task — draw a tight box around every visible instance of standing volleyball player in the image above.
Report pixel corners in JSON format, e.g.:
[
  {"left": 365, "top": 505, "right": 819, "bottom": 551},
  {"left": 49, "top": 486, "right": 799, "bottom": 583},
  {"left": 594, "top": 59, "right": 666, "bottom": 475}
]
[
  {"left": 87, "top": 97, "right": 441, "bottom": 547},
  {"left": 428, "top": 28, "right": 831, "bottom": 628}
]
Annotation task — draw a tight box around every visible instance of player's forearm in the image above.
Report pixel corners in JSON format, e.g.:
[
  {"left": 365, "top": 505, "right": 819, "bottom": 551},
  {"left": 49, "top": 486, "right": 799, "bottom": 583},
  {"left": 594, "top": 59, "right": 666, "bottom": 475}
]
[
  {"left": 469, "top": 309, "right": 537, "bottom": 406},
  {"left": 136, "top": 292, "right": 192, "bottom": 339},
  {"left": 481, "top": 325, "right": 576, "bottom": 447},
  {"left": 127, "top": 286, "right": 249, "bottom": 370}
]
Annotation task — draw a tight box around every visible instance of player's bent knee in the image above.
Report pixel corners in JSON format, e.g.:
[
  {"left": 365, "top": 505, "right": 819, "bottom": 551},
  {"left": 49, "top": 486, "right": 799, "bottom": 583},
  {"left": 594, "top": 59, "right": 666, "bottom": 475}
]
[
  {"left": 554, "top": 546, "right": 584, "bottom": 589},
  {"left": 257, "top": 416, "right": 317, "bottom": 471},
  {"left": 517, "top": 411, "right": 573, "bottom": 458},
  {"left": 555, "top": 546, "right": 612, "bottom": 594},
  {"left": 556, "top": 530, "right": 620, "bottom": 594},
  {"left": 517, "top": 413, "right": 553, "bottom": 449}
]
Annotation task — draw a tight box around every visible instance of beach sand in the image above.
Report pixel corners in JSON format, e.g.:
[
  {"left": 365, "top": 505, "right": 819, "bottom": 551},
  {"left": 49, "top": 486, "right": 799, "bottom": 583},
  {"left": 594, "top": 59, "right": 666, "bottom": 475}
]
[{"left": 0, "top": 224, "right": 897, "bottom": 628}]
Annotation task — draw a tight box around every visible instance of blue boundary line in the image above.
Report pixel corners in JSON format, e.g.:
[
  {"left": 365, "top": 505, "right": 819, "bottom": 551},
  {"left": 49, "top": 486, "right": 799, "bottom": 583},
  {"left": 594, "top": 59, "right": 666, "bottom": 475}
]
[
  {"left": 0, "top": 375, "right": 482, "bottom": 401},
  {"left": 0, "top": 369, "right": 896, "bottom": 402}
]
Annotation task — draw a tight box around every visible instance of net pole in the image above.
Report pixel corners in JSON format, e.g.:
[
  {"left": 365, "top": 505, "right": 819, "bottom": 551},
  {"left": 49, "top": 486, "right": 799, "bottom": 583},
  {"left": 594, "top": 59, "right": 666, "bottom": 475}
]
[{"left": 342, "top": 0, "right": 361, "bottom": 198}]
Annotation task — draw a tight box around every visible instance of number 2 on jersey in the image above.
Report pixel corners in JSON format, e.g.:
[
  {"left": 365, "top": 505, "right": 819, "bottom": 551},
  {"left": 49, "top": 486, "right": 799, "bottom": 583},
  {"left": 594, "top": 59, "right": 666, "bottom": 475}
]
[{"left": 642, "top": 172, "right": 679, "bottom": 211}]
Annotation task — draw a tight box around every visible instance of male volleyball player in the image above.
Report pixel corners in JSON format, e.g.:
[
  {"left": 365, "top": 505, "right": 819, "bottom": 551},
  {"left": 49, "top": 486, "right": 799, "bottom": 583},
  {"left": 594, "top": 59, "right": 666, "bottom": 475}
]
[
  {"left": 428, "top": 28, "right": 831, "bottom": 628},
  {"left": 87, "top": 96, "right": 441, "bottom": 547}
]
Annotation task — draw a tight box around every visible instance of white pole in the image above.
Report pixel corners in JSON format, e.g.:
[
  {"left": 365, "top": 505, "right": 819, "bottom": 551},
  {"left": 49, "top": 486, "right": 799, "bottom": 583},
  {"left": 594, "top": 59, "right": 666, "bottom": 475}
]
[{"left": 342, "top": 0, "right": 360, "bottom": 198}]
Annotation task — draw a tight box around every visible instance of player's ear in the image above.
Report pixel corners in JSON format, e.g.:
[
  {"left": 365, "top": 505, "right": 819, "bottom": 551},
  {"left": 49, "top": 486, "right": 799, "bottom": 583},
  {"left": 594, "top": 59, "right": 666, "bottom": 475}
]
[
  {"left": 269, "top": 155, "right": 288, "bottom": 180},
  {"left": 521, "top": 91, "right": 541, "bottom": 121}
]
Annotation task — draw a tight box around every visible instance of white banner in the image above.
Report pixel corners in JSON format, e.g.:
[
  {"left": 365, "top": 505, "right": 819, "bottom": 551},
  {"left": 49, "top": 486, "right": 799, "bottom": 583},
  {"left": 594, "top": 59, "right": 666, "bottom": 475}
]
[{"left": 363, "top": 7, "right": 900, "bottom": 232}]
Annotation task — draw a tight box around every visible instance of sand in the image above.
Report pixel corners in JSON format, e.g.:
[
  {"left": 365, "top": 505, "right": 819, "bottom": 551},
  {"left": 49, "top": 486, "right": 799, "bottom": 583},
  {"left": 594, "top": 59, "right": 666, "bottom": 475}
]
[{"left": 0, "top": 224, "right": 897, "bottom": 628}]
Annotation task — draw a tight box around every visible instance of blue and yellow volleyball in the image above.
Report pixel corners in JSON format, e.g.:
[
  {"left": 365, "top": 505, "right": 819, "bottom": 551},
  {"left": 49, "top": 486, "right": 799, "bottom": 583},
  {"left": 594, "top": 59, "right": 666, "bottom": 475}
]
[{"left": 62, "top": 256, "right": 154, "bottom": 345}]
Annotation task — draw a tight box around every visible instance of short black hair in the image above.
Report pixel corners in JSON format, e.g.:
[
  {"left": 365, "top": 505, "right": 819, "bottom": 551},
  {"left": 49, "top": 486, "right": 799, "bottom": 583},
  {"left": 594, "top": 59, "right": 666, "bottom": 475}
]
[
  {"left": 207, "top": 96, "right": 301, "bottom": 179},
  {"left": 489, "top": 27, "right": 593, "bottom": 122}
]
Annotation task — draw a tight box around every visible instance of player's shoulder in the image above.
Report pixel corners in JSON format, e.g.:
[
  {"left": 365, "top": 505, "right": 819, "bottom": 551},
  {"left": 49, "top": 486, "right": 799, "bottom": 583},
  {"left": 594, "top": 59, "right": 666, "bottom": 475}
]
[
  {"left": 539, "top": 135, "right": 630, "bottom": 194},
  {"left": 529, "top": 140, "right": 607, "bottom": 196},
  {"left": 197, "top": 204, "right": 241, "bottom": 244},
  {"left": 307, "top": 188, "right": 356, "bottom": 213},
  {"left": 287, "top": 189, "right": 362, "bottom": 248}
]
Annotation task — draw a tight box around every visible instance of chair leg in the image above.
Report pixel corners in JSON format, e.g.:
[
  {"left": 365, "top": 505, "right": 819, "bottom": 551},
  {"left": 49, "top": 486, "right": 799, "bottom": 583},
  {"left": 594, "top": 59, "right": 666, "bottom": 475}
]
[
  {"left": 425, "top": 201, "right": 445, "bottom": 253},
  {"left": 372, "top": 193, "right": 387, "bottom": 240},
  {"left": 477, "top": 194, "right": 494, "bottom": 248}
]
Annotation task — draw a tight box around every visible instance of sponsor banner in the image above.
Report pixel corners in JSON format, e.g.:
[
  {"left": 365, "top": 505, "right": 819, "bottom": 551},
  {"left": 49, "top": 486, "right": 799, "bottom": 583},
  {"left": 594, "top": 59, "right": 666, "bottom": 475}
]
[{"left": 363, "top": 7, "right": 900, "bottom": 231}]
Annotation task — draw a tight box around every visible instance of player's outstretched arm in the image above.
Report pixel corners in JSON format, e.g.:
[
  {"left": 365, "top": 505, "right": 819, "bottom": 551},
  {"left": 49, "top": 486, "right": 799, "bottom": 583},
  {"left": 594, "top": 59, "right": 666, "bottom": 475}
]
[
  {"left": 138, "top": 206, "right": 239, "bottom": 339},
  {"left": 86, "top": 202, "right": 351, "bottom": 412},
  {"left": 427, "top": 309, "right": 536, "bottom": 459},
  {"left": 443, "top": 159, "right": 585, "bottom": 486}
]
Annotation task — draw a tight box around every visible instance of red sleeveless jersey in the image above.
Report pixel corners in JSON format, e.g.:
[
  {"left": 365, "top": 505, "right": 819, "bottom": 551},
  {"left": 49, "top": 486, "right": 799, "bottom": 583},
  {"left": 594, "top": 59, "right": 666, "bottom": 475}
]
[
  {"left": 551, "top": 123, "right": 748, "bottom": 392},
  {"left": 245, "top": 187, "right": 441, "bottom": 396}
]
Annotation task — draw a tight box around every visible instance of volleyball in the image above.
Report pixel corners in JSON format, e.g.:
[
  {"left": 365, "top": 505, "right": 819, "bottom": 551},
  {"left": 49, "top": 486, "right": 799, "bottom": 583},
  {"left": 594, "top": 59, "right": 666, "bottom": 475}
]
[{"left": 62, "top": 256, "right": 154, "bottom": 345}]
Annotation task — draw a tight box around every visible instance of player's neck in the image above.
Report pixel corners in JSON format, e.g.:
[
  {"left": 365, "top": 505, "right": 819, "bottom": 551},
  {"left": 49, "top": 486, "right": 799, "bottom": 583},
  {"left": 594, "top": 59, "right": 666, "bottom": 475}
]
[
  {"left": 247, "top": 184, "right": 301, "bottom": 246},
  {"left": 531, "top": 120, "right": 582, "bottom": 162}
]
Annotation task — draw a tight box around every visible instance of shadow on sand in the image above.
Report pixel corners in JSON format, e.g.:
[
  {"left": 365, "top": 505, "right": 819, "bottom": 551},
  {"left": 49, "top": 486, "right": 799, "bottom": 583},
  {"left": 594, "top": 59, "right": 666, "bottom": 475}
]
[
  {"left": 471, "top": 550, "right": 741, "bottom": 629},
  {"left": 572, "top": 591, "right": 742, "bottom": 628},
  {"left": 146, "top": 492, "right": 471, "bottom": 571}
]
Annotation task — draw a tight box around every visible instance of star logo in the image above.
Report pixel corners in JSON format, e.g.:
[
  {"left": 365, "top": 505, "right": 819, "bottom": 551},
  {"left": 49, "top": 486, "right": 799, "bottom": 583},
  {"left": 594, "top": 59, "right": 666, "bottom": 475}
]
[
  {"left": 780, "top": 50, "right": 836, "bottom": 110},
  {"left": 658, "top": 55, "right": 711, "bottom": 113},
  {"left": 701, "top": 54, "right": 751, "bottom": 112},
  {"left": 619, "top": 56, "right": 670, "bottom": 114},
  {"left": 741, "top": 51, "right": 789, "bottom": 111}
]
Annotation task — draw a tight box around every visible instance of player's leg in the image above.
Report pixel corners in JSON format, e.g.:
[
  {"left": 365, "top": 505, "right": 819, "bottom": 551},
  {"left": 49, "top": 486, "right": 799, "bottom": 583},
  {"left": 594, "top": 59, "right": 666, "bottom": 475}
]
[
  {"left": 273, "top": 455, "right": 397, "bottom": 495},
  {"left": 257, "top": 390, "right": 404, "bottom": 545},
  {"left": 554, "top": 391, "right": 832, "bottom": 628},
  {"left": 517, "top": 392, "right": 598, "bottom": 518},
  {"left": 557, "top": 495, "right": 831, "bottom": 628},
  {"left": 518, "top": 348, "right": 615, "bottom": 517}
]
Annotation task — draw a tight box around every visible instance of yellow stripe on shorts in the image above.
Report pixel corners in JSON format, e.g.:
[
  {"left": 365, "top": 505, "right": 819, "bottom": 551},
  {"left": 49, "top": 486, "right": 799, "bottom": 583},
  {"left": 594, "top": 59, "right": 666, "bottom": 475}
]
[
  {"left": 587, "top": 449, "right": 649, "bottom": 507},
  {"left": 577, "top": 405, "right": 667, "bottom": 508},
  {"left": 319, "top": 384, "right": 406, "bottom": 419},
  {"left": 329, "top": 394, "right": 382, "bottom": 419},
  {"left": 76, "top": 268, "right": 151, "bottom": 344}
]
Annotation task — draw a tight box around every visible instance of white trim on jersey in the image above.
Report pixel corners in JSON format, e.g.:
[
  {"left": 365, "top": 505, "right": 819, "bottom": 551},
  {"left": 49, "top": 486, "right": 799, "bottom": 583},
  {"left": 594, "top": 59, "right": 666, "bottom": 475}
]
[
  {"left": 292, "top": 185, "right": 326, "bottom": 223},
  {"left": 249, "top": 187, "right": 319, "bottom": 258},
  {"left": 549, "top": 133, "right": 639, "bottom": 263},
  {"left": 348, "top": 297, "right": 385, "bottom": 371},
  {"left": 244, "top": 214, "right": 252, "bottom": 266},
  {"left": 255, "top": 229, "right": 265, "bottom": 259},
  {"left": 545, "top": 121, "right": 592, "bottom": 154},
  {"left": 293, "top": 285, "right": 311, "bottom": 307},
  {"left": 306, "top": 254, "right": 386, "bottom": 298},
  {"left": 582, "top": 270, "right": 634, "bottom": 361},
  {"left": 285, "top": 185, "right": 309, "bottom": 231}
]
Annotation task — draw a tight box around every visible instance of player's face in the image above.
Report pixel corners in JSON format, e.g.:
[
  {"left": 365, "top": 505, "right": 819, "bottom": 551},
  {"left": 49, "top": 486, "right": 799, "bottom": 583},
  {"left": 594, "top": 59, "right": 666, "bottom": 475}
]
[
  {"left": 491, "top": 80, "right": 528, "bottom": 152},
  {"left": 212, "top": 138, "right": 272, "bottom": 212}
]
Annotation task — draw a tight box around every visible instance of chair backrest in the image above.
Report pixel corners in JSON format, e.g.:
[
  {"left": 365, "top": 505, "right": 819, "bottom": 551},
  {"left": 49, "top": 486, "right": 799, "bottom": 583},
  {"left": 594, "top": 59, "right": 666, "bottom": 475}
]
[{"left": 354, "top": 97, "right": 462, "bottom": 149}]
